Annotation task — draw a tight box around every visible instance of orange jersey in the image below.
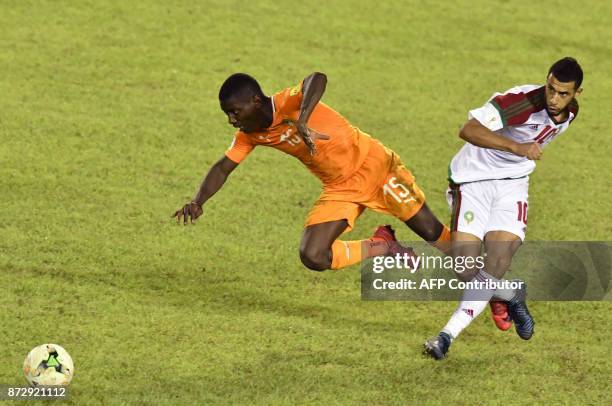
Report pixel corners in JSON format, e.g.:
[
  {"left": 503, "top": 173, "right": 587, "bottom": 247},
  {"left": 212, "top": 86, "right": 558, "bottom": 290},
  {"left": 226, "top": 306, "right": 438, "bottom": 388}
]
[{"left": 225, "top": 82, "right": 373, "bottom": 185}]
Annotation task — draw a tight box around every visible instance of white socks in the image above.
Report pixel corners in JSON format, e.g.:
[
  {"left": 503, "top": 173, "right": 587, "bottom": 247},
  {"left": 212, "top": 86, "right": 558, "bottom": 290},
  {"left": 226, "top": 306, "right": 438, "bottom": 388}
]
[{"left": 442, "top": 269, "right": 499, "bottom": 340}]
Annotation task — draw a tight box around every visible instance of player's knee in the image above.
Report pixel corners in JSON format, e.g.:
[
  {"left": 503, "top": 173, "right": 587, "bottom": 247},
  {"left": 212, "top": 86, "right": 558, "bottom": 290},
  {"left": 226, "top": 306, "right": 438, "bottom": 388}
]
[
  {"left": 299, "top": 246, "right": 331, "bottom": 271},
  {"left": 486, "top": 255, "right": 513, "bottom": 277}
]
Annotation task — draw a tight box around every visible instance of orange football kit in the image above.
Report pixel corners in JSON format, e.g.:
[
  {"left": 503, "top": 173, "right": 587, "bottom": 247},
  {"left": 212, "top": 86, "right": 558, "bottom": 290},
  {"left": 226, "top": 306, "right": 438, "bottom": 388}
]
[{"left": 225, "top": 82, "right": 442, "bottom": 269}]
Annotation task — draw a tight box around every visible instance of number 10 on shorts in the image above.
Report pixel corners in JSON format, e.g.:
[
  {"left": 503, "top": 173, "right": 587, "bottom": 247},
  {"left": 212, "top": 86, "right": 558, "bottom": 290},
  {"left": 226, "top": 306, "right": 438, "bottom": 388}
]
[{"left": 383, "top": 176, "right": 415, "bottom": 204}]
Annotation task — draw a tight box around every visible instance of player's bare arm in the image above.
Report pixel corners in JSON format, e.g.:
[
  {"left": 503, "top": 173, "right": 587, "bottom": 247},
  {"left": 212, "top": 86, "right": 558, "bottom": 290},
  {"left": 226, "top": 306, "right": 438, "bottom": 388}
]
[
  {"left": 172, "top": 156, "right": 238, "bottom": 225},
  {"left": 460, "top": 118, "right": 542, "bottom": 160},
  {"left": 295, "top": 72, "right": 330, "bottom": 155}
]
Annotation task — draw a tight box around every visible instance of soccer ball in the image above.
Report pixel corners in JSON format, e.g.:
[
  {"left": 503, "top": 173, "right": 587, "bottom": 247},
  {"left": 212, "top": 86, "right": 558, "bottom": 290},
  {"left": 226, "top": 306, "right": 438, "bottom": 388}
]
[{"left": 23, "top": 344, "right": 74, "bottom": 386}]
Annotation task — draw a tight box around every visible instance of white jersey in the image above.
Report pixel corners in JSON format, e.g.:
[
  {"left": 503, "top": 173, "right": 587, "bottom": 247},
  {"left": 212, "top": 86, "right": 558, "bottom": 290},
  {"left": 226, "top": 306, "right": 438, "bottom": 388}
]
[{"left": 449, "top": 84, "right": 579, "bottom": 184}]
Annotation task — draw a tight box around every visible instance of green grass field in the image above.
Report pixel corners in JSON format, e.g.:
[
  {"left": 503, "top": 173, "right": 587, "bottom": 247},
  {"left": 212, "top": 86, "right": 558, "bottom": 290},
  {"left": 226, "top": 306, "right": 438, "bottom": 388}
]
[{"left": 1, "top": 0, "right": 611, "bottom": 404}]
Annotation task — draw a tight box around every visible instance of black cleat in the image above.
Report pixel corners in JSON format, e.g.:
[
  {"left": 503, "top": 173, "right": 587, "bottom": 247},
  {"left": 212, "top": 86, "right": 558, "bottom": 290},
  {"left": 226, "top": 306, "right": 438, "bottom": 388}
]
[
  {"left": 424, "top": 332, "right": 452, "bottom": 360},
  {"left": 507, "top": 280, "right": 535, "bottom": 340}
]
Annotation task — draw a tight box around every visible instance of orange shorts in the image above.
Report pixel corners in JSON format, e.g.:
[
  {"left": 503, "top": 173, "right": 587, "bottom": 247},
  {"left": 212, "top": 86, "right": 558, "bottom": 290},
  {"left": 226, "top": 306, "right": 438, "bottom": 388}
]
[{"left": 304, "top": 140, "right": 426, "bottom": 232}]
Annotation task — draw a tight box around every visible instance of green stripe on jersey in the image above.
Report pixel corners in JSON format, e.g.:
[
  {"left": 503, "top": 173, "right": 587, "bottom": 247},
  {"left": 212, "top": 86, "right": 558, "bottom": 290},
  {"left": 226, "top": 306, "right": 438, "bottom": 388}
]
[{"left": 489, "top": 99, "right": 507, "bottom": 127}]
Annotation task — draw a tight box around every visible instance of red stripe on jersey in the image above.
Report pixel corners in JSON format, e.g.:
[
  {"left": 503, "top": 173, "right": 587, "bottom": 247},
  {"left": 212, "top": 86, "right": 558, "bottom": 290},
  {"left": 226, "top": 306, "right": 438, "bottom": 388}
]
[
  {"left": 535, "top": 126, "right": 558, "bottom": 144},
  {"left": 492, "top": 92, "right": 527, "bottom": 110},
  {"left": 492, "top": 86, "right": 546, "bottom": 127},
  {"left": 539, "top": 129, "right": 558, "bottom": 144},
  {"left": 534, "top": 125, "right": 552, "bottom": 142}
]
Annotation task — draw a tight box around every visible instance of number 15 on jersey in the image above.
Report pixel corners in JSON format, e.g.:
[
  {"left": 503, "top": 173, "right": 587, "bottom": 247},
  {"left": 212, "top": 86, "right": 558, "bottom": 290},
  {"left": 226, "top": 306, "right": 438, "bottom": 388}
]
[{"left": 383, "top": 176, "right": 416, "bottom": 204}]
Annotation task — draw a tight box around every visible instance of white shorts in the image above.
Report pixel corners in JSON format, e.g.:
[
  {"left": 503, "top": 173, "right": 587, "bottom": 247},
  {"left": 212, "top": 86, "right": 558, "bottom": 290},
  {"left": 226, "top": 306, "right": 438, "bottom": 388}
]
[{"left": 446, "top": 177, "right": 529, "bottom": 241}]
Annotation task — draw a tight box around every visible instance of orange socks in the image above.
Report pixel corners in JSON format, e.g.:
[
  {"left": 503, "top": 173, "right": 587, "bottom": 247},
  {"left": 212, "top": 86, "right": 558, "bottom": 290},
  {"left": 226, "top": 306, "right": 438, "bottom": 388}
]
[
  {"left": 330, "top": 225, "right": 451, "bottom": 270},
  {"left": 330, "top": 238, "right": 390, "bottom": 270},
  {"left": 330, "top": 240, "right": 363, "bottom": 270},
  {"left": 432, "top": 225, "right": 451, "bottom": 254}
]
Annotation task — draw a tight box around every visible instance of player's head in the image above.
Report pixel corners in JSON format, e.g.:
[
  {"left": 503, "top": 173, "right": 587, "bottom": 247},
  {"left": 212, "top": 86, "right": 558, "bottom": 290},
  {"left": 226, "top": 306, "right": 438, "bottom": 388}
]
[
  {"left": 219, "top": 73, "right": 269, "bottom": 133},
  {"left": 545, "top": 57, "right": 583, "bottom": 116}
]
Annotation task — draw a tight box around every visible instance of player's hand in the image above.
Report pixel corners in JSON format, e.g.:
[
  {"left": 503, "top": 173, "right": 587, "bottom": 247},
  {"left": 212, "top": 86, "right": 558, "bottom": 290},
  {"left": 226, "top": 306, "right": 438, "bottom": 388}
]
[
  {"left": 172, "top": 201, "right": 203, "bottom": 225},
  {"left": 285, "top": 119, "right": 330, "bottom": 155},
  {"left": 514, "top": 142, "right": 543, "bottom": 160}
]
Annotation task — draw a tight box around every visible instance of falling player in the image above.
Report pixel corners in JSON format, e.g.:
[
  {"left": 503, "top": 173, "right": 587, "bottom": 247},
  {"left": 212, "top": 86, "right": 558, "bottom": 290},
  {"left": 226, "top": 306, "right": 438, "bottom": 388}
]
[
  {"left": 424, "top": 57, "right": 583, "bottom": 359},
  {"left": 172, "top": 72, "right": 452, "bottom": 271}
]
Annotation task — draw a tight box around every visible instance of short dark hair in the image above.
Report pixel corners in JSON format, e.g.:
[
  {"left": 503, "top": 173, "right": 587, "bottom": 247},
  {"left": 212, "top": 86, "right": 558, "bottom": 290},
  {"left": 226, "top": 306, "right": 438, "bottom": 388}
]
[
  {"left": 548, "top": 57, "right": 583, "bottom": 89},
  {"left": 218, "top": 73, "right": 265, "bottom": 102}
]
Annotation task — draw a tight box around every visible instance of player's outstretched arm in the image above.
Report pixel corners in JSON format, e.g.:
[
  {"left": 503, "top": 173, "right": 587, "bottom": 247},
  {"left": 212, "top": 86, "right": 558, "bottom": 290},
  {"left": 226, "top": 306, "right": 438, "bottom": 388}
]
[
  {"left": 299, "top": 72, "right": 327, "bottom": 122},
  {"left": 295, "top": 72, "right": 330, "bottom": 155},
  {"left": 172, "top": 156, "right": 239, "bottom": 225},
  {"left": 460, "top": 118, "right": 542, "bottom": 160}
]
